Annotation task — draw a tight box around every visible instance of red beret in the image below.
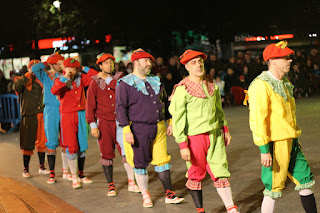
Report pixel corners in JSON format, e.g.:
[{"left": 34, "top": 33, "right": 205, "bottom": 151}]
[
  {"left": 46, "top": 52, "right": 65, "bottom": 64},
  {"left": 263, "top": 41, "right": 294, "bottom": 61},
  {"left": 131, "top": 48, "right": 154, "bottom": 62},
  {"left": 28, "top": 60, "right": 41, "bottom": 68},
  {"left": 63, "top": 57, "right": 81, "bottom": 68},
  {"left": 179, "top": 49, "right": 207, "bottom": 65},
  {"left": 96, "top": 53, "right": 115, "bottom": 64}
]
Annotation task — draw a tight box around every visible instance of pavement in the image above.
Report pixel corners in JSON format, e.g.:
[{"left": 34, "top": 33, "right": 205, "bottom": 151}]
[{"left": 0, "top": 96, "right": 319, "bottom": 213}]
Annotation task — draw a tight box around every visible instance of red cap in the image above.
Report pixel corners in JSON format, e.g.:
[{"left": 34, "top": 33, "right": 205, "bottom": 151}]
[
  {"left": 263, "top": 41, "right": 294, "bottom": 61},
  {"left": 179, "top": 50, "right": 207, "bottom": 65},
  {"left": 28, "top": 60, "right": 41, "bottom": 68},
  {"left": 63, "top": 57, "right": 81, "bottom": 68},
  {"left": 131, "top": 48, "right": 154, "bottom": 62},
  {"left": 46, "top": 52, "right": 65, "bottom": 64},
  {"left": 96, "top": 53, "right": 115, "bottom": 64}
]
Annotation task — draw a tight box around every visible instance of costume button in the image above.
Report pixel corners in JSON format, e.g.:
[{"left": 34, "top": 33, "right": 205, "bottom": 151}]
[
  {"left": 157, "top": 119, "right": 159, "bottom": 122},
  {"left": 153, "top": 101, "right": 156, "bottom": 104},
  {"left": 75, "top": 91, "right": 77, "bottom": 94},
  {"left": 108, "top": 88, "right": 110, "bottom": 90},
  {"left": 110, "top": 95, "right": 112, "bottom": 98},
  {"left": 150, "top": 94, "right": 153, "bottom": 97},
  {"left": 156, "top": 110, "right": 159, "bottom": 113},
  {"left": 114, "top": 112, "right": 116, "bottom": 114},
  {"left": 111, "top": 104, "right": 114, "bottom": 106},
  {"left": 78, "top": 105, "right": 81, "bottom": 107},
  {"left": 147, "top": 86, "right": 150, "bottom": 89}
]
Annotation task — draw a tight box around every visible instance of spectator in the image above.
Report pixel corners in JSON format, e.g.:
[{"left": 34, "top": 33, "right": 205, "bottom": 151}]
[
  {"left": 308, "top": 48, "right": 320, "bottom": 65},
  {"left": 168, "top": 56, "right": 181, "bottom": 83},
  {"left": 163, "top": 72, "right": 175, "bottom": 96},
  {"left": 152, "top": 57, "right": 169, "bottom": 76},
  {"left": 205, "top": 54, "right": 223, "bottom": 73},
  {"left": 244, "top": 53, "right": 260, "bottom": 78},
  {"left": 224, "top": 68, "right": 242, "bottom": 106},
  {"left": 227, "top": 56, "right": 240, "bottom": 76},
  {"left": 208, "top": 67, "right": 217, "bottom": 79},
  {"left": 126, "top": 62, "right": 133, "bottom": 74},
  {"left": 215, "top": 76, "right": 225, "bottom": 107},
  {"left": 7, "top": 71, "right": 17, "bottom": 94}
]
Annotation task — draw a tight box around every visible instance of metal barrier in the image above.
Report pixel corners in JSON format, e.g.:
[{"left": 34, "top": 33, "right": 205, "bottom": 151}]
[{"left": 0, "top": 94, "right": 21, "bottom": 133}]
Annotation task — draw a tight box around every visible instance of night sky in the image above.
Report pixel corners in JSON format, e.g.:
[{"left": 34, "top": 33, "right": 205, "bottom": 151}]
[{"left": 1, "top": 0, "right": 319, "bottom": 45}]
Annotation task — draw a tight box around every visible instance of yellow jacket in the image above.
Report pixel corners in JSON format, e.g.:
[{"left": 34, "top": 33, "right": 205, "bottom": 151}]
[{"left": 248, "top": 71, "right": 301, "bottom": 153}]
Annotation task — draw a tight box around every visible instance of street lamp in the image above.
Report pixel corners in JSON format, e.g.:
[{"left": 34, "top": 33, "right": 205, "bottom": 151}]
[
  {"left": 53, "top": 0, "right": 61, "bottom": 10},
  {"left": 53, "top": 0, "right": 62, "bottom": 34}
]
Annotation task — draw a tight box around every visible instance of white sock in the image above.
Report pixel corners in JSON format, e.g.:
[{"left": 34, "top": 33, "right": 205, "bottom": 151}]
[
  {"left": 299, "top": 188, "right": 313, "bottom": 196},
  {"left": 123, "top": 163, "right": 135, "bottom": 180},
  {"left": 68, "top": 159, "right": 78, "bottom": 175},
  {"left": 216, "top": 187, "right": 235, "bottom": 209},
  {"left": 261, "top": 196, "right": 276, "bottom": 213},
  {"left": 135, "top": 172, "right": 148, "bottom": 195},
  {"left": 61, "top": 152, "right": 69, "bottom": 171}
]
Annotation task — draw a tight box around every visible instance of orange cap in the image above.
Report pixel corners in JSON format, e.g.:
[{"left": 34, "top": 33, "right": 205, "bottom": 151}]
[
  {"left": 63, "top": 57, "right": 81, "bottom": 68},
  {"left": 131, "top": 48, "right": 154, "bottom": 62},
  {"left": 46, "top": 52, "right": 65, "bottom": 64},
  {"left": 96, "top": 53, "right": 115, "bottom": 64},
  {"left": 179, "top": 50, "right": 207, "bottom": 65},
  {"left": 263, "top": 41, "right": 294, "bottom": 61},
  {"left": 28, "top": 60, "right": 41, "bottom": 68}
]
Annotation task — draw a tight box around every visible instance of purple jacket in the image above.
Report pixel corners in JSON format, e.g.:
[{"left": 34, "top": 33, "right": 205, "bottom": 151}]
[{"left": 116, "top": 81, "right": 171, "bottom": 127}]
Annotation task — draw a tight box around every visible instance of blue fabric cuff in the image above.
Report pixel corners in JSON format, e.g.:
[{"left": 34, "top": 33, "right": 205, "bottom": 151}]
[
  {"left": 90, "top": 122, "right": 98, "bottom": 129},
  {"left": 83, "top": 66, "right": 90, "bottom": 73},
  {"left": 105, "top": 76, "right": 113, "bottom": 85},
  {"left": 66, "top": 153, "right": 78, "bottom": 160},
  {"left": 155, "top": 163, "right": 172, "bottom": 173},
  {"left": 259, "top": 144, "right": 270, "bottom": 154},
  {"left": 60, "top": 76, "right": 69, "bottom": 83},
  {"left": 134, "top": 168, "right": 147, "bottom": 175}
]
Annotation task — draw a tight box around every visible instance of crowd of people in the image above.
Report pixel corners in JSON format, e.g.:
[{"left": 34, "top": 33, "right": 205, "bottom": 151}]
[{"left": 0, "top": 42, "right": 319, "bottom": 213}]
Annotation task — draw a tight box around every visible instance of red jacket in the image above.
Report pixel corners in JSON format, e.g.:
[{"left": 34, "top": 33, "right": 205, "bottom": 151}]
[
  {"left": 51, "top": 68, "right": 98, "bottom": 113},
  {"left": 86, "top": 76, "right": 117, "bottom": 124}
]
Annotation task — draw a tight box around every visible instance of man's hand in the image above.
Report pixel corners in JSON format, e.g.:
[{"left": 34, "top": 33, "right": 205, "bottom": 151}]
[
  {"left": 261, "top": 153, "right": 272, "bottom": 167},
  {"left": 223, "top": 132, "right": 232, "bottom": 146},
  {"left": 180, "top": 148, "right": 191, "bottom": 162},
  {"left": 64, "top": 68, "right": 71, "bottom": 78},
  {"left": 167, "top": 125, "right": 173, "bottom": 135},
  {"left": 125, "top": 132, "right": 135, "bottom": 145},
  {"left": 91, "top": 128, "right": 100, "bottom": 138}
]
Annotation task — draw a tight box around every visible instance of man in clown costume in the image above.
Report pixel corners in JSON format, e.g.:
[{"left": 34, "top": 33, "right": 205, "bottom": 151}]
[
  {"left": 169, "top": 50, "right": 239, "bottom": 213},
  {"left": 13, "top": 60, "right": 49, "bottom": 178},
  {"left": 247, "top": 41, "right": 317, "bottom": 213},
  {"left": 51, "top": 57, "right": 97, "bottom": 189},
  {"left": 31, "top": 52, "right": 71, "bottom": 184},
  {"left": 116, "top": 48, "right": 184, "bottom": 208},
  {"left": 86, "top": 52, "right": 140, "bottom": 196}
]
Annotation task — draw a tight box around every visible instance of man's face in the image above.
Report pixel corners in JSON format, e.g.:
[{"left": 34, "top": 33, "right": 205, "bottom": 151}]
[
  {"left": 99, "top": 58, "right": 114, "bottom": 74},
  {"left": 185, "top": 57, "right": 205, "bottom": 77},
  {"left": 50, "top": 60, "right": 63, "bottom": 73},
  {"left": 136, "top": 58, "right": 152, "bottom": 76},
  {"left": 271, "top": 56, "right": 293, "bottom": 74}
]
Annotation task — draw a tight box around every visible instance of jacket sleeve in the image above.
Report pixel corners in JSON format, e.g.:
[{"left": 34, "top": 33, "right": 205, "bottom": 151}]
[
  {"left": 31, "top": 63, "right": 46, "bottom": 83},
  {"left": 51, "top": 77, "right": 68, "bottom": 95},
  {"left": 81, "top": 67, "right": 99, "bottom": 87},
  {"left": 85, "top": 80, "right": 98, "bottom": 129},
  {"left": 248, "top": 79, "right": 271, "bottom": 153},
  {"left": 215, "top": 84, "right": 228, "bottom": 129},
  {"left": 168, "top": 86, "right": 188, "bottom": 144},
  {"left": 115, "top": 81, "right": 130, "bottom": 127},
  {"left": 160, "top": 85, "right": 172, "bottom": 123},
  {"left": 13, "top": 72, "right": 31, "bottom": 94}
]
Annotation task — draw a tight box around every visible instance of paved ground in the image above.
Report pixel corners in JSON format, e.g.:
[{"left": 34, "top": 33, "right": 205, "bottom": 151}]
[{"left": 0, "top": 96, "right": 319, "bottom": 213}]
